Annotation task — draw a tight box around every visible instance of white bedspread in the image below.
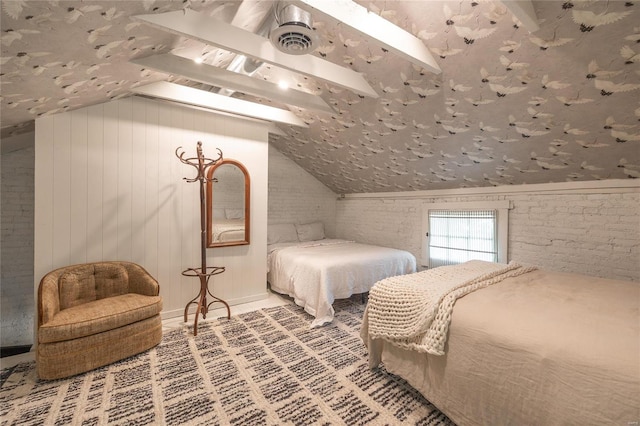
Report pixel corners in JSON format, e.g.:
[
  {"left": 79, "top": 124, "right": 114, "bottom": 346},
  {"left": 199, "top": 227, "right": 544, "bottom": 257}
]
[
  {"left": 212, "top": 219, "right": 244, "bottom": 242},
  {"left": 267, "top": 239, "right": 416, "bottom": 327}
]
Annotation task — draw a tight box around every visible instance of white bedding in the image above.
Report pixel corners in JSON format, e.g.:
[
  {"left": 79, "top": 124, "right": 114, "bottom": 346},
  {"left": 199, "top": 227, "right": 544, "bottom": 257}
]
[
  {"left": 267, "top": 239, "right": 416, "bottom": 327},
  {"left": 212, "top": 219, "right": 245, "bottom": 242}
]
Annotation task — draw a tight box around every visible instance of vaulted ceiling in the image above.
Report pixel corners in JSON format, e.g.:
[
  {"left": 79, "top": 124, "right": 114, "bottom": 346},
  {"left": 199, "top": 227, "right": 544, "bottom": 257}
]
[{"left": 1, "top": 0, "right": 639, "bottom": 193}]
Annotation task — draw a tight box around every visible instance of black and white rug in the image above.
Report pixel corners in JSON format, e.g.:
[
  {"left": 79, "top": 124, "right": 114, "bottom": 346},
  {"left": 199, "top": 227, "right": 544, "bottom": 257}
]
[{"left": 0, "top": 300, "right": 454, "bottom": 425}]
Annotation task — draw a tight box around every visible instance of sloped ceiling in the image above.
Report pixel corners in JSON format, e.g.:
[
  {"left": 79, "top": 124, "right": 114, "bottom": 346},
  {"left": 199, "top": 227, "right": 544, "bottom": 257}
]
[{"left": 1, "top": 0, "right": 639, "bottom": 193}]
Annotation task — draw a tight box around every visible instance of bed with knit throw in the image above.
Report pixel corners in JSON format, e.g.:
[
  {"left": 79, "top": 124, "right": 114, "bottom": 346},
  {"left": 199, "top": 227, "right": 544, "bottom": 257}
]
[{"left": 361, "top": 260, "right": 640, "bottom": 426}]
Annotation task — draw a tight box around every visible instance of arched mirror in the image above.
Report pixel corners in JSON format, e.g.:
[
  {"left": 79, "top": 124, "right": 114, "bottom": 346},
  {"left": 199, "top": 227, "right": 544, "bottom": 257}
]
[{"left": 206, "top": 159, "right": 250, "bottom": 248}]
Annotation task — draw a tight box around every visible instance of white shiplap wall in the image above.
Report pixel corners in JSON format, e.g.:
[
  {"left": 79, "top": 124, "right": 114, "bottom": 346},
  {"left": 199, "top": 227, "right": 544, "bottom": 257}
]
[{"left": 35, "top": 97, "right": 269, "bottom": 322}]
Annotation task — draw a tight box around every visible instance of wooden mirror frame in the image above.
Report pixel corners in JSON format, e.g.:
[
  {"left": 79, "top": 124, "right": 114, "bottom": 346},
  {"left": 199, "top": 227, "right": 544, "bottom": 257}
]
[{"left": 206, "top": 159, "right": 250, "bottom": 248}]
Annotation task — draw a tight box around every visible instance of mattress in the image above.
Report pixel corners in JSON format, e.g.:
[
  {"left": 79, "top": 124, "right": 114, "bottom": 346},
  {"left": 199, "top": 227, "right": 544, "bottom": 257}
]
[
  {"left": 267, "top": 239, "right": 416, "bottom": 327},
  {"left": 362, "top": 268, "right": 640, "bottom": 425}
]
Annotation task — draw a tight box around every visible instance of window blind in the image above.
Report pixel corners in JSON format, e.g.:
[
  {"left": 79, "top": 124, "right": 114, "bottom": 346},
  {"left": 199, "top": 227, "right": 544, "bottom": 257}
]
[{"left": 428, "top": 209, "right": 497, "bottom": 268}]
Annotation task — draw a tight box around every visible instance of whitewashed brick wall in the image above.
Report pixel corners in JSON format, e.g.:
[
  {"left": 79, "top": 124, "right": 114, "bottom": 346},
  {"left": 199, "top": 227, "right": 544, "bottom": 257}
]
[
  {"left": 1, "top": 141, "right": 35, "bottom": 347},
  {"left": 509, "top": 192, "right": 639, "bottom": 281},
  {"left": 268, "top": 146, "right": 337, "bottom": 237},
  {"left": 336, "top": 186, "right": 640, "bottom": 282}
]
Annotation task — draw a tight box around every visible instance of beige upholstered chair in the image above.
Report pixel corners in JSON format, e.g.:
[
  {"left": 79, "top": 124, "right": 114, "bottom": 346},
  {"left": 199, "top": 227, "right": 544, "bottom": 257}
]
[{"left": 37, "top": 261, "right": 163, "bottom": 380}]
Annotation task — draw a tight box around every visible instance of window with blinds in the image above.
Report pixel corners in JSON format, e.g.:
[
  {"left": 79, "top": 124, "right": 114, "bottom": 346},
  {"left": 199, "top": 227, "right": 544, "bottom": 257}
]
[
  {"left": 421, "top": 201, "right": 510, "bottom": 268},
  {"left": 428, "top": 209, "right": 497, "bottom": 268}
]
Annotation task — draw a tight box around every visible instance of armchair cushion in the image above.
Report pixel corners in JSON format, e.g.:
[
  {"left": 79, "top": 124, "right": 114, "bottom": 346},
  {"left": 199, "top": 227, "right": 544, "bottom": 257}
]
[
  {"left": 95, "top": 263, "right": 129, "bottom": 299},
  {"left": 59, "top": 264, "right": 97, "bottom": 309},
  {"left": 59, "top": 263, "right": 129, "bottom": 309},
  {"left": 39, "top": 293, "right": 162, "bottom": 344}
]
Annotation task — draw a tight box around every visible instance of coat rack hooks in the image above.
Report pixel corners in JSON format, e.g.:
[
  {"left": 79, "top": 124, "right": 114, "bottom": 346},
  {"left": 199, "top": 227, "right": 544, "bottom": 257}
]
[{"left": 176, "top": 141, "right": 230, "bottom": 336}]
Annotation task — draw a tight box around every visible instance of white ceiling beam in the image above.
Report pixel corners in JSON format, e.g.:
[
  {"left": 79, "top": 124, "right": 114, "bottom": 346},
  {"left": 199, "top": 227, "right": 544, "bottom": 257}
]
[
  {"left": 130, "top": 81, "right": 307, "bottom": 127},
  {"left": 131, "top": 53, "right": 335, "bottom": 114},
  {"left": 133, "top": 9, "right": 378, "bottom": 99},
  {"left": 139, "top": 95, "right": 290, "bottom": 134},
  {"left": 267, "top": 124, "right": 287, "bottom": 136},
  {"left": 292, "top": 0, "right": 441, "bottom": 75},
  {"left": 501, "top": 0, "right": 540, "bottom": 32}
]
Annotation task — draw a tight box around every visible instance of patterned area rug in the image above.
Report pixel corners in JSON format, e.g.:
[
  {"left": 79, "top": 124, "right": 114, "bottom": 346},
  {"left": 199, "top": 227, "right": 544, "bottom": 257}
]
[{"left": 0, "top": 300, "right": 454, "bottom": 425}]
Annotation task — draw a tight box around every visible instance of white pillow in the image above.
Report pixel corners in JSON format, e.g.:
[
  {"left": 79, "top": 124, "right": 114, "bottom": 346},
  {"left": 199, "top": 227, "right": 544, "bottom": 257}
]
[
  {"left": 225, "top": 208, "right": 244, "bottom": 219},
  {"left": 295, "top": 221, "right": 325, "bottom": 242},
  {"left": 267, "top": 223, "right": 299, "bottom": 245}
]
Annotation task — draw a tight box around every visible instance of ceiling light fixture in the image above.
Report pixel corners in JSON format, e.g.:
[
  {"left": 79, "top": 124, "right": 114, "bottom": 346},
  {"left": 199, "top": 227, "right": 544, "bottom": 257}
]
[
  {"left": 269, "top": 2, "right": 318, "bottom": 55},
  {"left": 278, "top": 80, "right": 289, "bottom": 90}
]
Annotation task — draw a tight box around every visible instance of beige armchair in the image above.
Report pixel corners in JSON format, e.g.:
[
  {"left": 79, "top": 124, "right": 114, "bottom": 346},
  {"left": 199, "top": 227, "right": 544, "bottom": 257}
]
[{"left": 37, "top": 261, "right": 163, "bottom": 380}]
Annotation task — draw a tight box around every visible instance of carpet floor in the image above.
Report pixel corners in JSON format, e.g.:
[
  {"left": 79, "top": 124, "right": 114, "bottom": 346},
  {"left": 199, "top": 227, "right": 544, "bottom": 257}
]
[{"left": 0, "top": 299, "right": 454, "bottom": 425}]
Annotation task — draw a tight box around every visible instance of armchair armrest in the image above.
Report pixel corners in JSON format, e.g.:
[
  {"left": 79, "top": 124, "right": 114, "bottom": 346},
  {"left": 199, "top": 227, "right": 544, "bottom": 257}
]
[
  {"left": 120, "top": 262, "right": 160, "bottom": 296},
  {"left": 38, "top": 271, "right": 62, "bottom": 327}
]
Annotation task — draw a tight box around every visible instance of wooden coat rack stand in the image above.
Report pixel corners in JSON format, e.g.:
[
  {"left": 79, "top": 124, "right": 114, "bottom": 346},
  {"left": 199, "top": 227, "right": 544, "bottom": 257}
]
[{"left": 176, "top": 141, "right": 230, "bottom": 336}]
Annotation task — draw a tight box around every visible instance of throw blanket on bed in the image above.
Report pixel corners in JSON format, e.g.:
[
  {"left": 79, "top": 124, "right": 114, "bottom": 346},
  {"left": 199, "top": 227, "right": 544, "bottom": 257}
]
[{"left": 365, "top": 260, "right": 536, "bottom": 355}]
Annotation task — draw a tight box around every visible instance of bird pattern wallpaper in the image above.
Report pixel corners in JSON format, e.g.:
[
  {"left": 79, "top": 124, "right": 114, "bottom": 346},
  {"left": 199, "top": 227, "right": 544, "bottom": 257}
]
[{"left": 1, "top": 0, "right": 639, "bottom": 193}]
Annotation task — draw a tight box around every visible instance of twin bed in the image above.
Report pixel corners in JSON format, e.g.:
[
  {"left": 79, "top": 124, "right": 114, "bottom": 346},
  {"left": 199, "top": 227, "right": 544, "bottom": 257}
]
[
  {"left": 362, "top": 260, "right": 640, "bottom": 425},
  {"left": 266, "top": 222, "right": 416, "bottom": 327}
]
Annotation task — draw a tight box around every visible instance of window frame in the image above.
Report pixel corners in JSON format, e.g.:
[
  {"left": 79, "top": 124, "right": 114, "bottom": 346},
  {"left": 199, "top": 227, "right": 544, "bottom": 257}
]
[{"left": 421, "top": 200, "right": 510, "bottom": 268}]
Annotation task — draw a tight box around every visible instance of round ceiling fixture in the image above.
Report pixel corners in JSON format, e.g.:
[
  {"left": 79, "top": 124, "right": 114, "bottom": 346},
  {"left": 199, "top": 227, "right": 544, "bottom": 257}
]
[{"left": 269, "top": 3, "right": 318, "bottom": 55}]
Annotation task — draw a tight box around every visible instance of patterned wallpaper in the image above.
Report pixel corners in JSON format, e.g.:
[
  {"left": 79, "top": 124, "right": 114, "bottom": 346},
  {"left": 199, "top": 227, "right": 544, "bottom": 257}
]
[{"left": 1, "top": 1, "right": 638, "bottom": 193}]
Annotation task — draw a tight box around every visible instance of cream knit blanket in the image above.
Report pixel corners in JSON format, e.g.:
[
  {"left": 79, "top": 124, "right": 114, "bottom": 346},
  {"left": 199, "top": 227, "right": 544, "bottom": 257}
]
[{"left": 365, "top": 260, "right": 536, "bottom": 355}]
